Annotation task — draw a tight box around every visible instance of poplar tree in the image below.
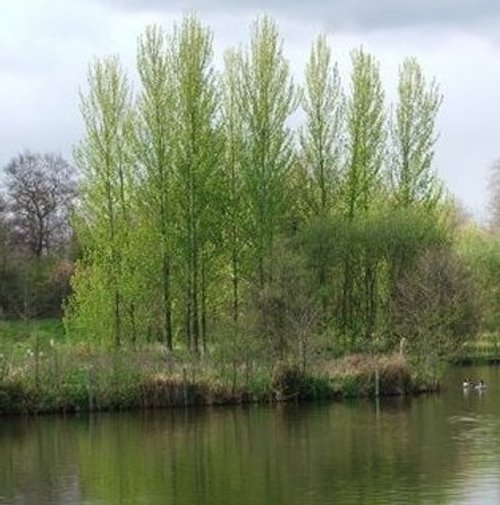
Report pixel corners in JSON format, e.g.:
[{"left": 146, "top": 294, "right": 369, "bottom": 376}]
[
  {"left": 68, "top": 57, "right": 134, "bottom": 346},
  {"left": 386, "top": 59, "right": 443, "bottom": 316},
  {"left": 342, "top": 48, "right": 385, "bottom": 218},
  {"left": 221, "top": 49, "right": 247, "bottom": 323},
  {"left": 170, "top": 15, "right": 221, "bottom": 353},
  {"left": 340, "top": 48, "right": 386, "bottom": 340},
  {"left": 300, "top": 35, "right": 344, "bottom": 323},
  {"left": 135, "top": 26, "right": 175, "bottom": 349},
  {"left": 390, "top": 58, "right": 442, "bottom": 209},
  {"left": 64, "top": 14, "right": 455, "bottom": 360},
  {"left": 300, "top": 35, "right": 344, "bottom": 218},
  {"left": 239, "top": 15, "right": 297, "bottom": 287}
]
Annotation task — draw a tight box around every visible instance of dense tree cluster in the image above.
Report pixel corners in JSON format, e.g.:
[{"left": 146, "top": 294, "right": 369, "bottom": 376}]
[
  {"left": 62, "top": 14, "right": 477, "bottom": 370},
  {"left": 0, "top": 14, "right": 488, "bottom": 377}
]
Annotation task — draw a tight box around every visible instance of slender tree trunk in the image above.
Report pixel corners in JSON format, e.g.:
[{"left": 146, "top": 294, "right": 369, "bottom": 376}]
[
  {"left": 129, "top": 302, "right": 137, "bottom": 345},
  {"left": 105, "top": 171, "right": 121, "bottom": 347},
  {"left": 192, "top": 242, "right": 200, "bottom": 355},
  {"left": 186, "top": 281, "right": 192, "bottom": 350},
  {"left": 113, "top": 290, "right": 121, "bottom": 347},
  {"left": 231, "top": 240, "right": 239, "bottom": 323},
  {"left": 162, "top": 254, "right": 173, "bottom": 349},
  {"left": 158, "top": 159, "right": 173, "bottom": 350},
  {"left": 364, "top": 260, "right": 378, "bottom": 341},
  {"left": 201, "top": 259, "right": 207, "bottom": 353},
  {"left": 319, "top": 264, "right": 328, "bottom": 325},
  {"left": 341, "top": 256, "right": 354, "bottom": 339}
]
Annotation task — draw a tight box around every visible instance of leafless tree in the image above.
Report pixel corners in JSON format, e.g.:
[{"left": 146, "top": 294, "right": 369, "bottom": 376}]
[
  {"left": 391, "top": 248, "right": 478, "bottom": 369},
  {"left": 3, "top": 151, "right": 76, "bottom": 256}
]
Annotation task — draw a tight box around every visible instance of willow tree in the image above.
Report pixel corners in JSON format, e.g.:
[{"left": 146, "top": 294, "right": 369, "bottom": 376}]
[
  {"left": 170, "top": 15, "right": 222, "bottom": 353},
  {"left": 135, "top": 26, "right": 176, "bottom": 349},
  {"left": 390, "top": 58, "right": 442, "bottom": 209},
  {"left": 300, "top": 35, "right": 344, "bottom": 218},
  {"left": 339, "top": 48, "right": 386, "bottom": 342},
  {"left": 239, "top": 15, "right": 297, "bottom": 287},
  {"left": 67, "top": 57, "right": 134, "bottom": 346}
]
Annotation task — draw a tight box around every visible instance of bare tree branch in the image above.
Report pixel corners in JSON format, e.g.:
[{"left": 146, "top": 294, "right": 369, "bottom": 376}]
[{"left": 3, "top": 151, "right": 76, "bottom": 256}]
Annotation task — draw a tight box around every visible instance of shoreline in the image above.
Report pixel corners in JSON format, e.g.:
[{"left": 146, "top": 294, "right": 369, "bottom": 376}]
[{"left": 0, "top": 350, "right": 438, "bottom": 416}]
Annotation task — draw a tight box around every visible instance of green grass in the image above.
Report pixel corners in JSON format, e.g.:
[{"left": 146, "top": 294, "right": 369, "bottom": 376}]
[
  {"left": 452, "top": 333, "right": 500, "bottom": 363},
  {"left": 0, "top": 319, "right": 66, "bottom": 347}
]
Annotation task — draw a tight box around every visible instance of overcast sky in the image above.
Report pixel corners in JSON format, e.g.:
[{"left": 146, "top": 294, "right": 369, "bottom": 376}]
[{"left": 2, "top": 0, "right": 500, "bottom": 220}]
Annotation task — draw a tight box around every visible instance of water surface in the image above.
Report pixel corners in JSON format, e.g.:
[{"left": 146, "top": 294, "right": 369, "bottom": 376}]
[{"left": 2, "top": 365, "right": 500, "bottom": 505}]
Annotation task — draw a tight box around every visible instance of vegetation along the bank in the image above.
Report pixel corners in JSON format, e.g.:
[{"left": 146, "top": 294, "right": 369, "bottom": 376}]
[{"left": 1, "top": 14, "right": 500, "bottom": 414}]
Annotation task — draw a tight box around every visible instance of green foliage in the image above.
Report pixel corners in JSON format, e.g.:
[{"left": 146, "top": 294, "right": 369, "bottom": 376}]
[
  {"left": 298, "top": 374, "right": 332, "bottom": 400},
  {"left": 238, "top": 15, "right": 298, "bottom": 286},
  {"left": 390, "top": 58, "right": 443, "bottom": 208},
  {"left": 300, "top": 35, "right": 344, "bottom": 217},
  {"left": 337, "top": 375, "right": 361, "bottom": 398},
  {"left": 61, "top": 13, "right": 484, "bottom": 383},
  {"left": 248, "top": 372, "right": 272, "bottom": 398},
  {"left": 458, "top": 226, "right": 500, "bottom": 331},
  {"left": 220, "top": 48, "right": 248, "bottom": 324},
  {"left": 300, "top": 207, "right": 450, "bottom": 349},
  {"left": 3, "top": 15, "right": 500, "bottom": 415},
  {"left": 135, "top": 25, "right": 176, "bottom": 348},
  {"left": 341, "top": 48, "right": 385, "bottom": 218},
  {"left": 69, "top": 56, "right": 136, "bottom": 347},
  {"left": 169, "top": 14, "right": 223, "bottom": 353}
]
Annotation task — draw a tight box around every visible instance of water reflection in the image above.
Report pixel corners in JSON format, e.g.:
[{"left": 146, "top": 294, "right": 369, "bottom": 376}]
[{"left": 1, "top": 365, "right": 500, "bottom": 505}]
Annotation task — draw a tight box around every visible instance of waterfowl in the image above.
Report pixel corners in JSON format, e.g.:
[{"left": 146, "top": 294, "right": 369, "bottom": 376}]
[
  {"left": 475, "top": 380, "right": 487, "bottom": 391},
  {"left": 463, "top": 378, "right": 473, "bottom": 388}
]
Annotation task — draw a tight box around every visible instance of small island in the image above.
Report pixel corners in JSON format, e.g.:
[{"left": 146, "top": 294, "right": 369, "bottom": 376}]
[{"left": 0, "top": 14, "right": 499, "bottom": 415}]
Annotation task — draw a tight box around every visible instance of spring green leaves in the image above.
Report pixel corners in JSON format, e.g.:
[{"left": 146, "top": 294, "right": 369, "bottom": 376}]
[{"left": 67, "top": 14, "right": 443, "bottom": 354}]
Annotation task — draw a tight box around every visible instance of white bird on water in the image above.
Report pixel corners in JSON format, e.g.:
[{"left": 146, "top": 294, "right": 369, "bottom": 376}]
[
  {"left": 475, "top": 380, "right": 487, "bottom": 391},
  {"left": 462, "top": 379, "right": 487, "bottom": 391}
]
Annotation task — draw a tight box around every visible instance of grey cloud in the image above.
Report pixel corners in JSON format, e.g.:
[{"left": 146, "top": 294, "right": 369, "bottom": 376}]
[
  {"left": 1, "top": 0, "right": 498, "bottom": 220},
  {"left": 87, "top": 0, "right": 500, "bottom": 31}
]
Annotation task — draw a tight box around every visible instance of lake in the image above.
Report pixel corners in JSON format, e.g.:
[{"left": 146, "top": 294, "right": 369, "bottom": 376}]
[{"left": 2, "top": 365, "right": 500, "bottom": 505}]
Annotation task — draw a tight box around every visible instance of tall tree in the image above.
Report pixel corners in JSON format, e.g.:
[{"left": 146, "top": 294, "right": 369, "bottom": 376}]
[
  {"left": 299, "top": 35, "right": 344, "bottom": 323},
  {"left": 342, "top": 48, "right": 385, "bottom": 218},
  {"left": 239, "top": 15, "right": 297, "bottom": 287},
  {"left": 390, "top": 58, "right": 442, "bottom": 209},
  {"left": 300, "top": 35, "right": 344, "bottom": 218},
  {"left": 135, "top": 25, "right": 176, "bottom": 349},
  {"left": 69, "top": 57, "right": 134, "bottom": 347},
  {"left": 340, "top": 48, "right": 386, "bottom": 340},
  {"left": 221, "top": 49, "right": 247, "bottom": 323},
  {"left": 170, "top": 15, "right": 221, "bottom": 353}
]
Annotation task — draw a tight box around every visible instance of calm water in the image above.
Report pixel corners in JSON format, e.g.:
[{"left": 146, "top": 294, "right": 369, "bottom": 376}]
[{"left": 2, "top": 365, "right": 500, "bottom": 505}]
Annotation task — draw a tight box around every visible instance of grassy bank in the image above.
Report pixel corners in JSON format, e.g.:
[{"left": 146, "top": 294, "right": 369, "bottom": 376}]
[
  {"left": 451, "top": 333, "right": 500, "bottom": 364},
  {"left": 0, "top": 324, "right": 437, "bottom": 415}
]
